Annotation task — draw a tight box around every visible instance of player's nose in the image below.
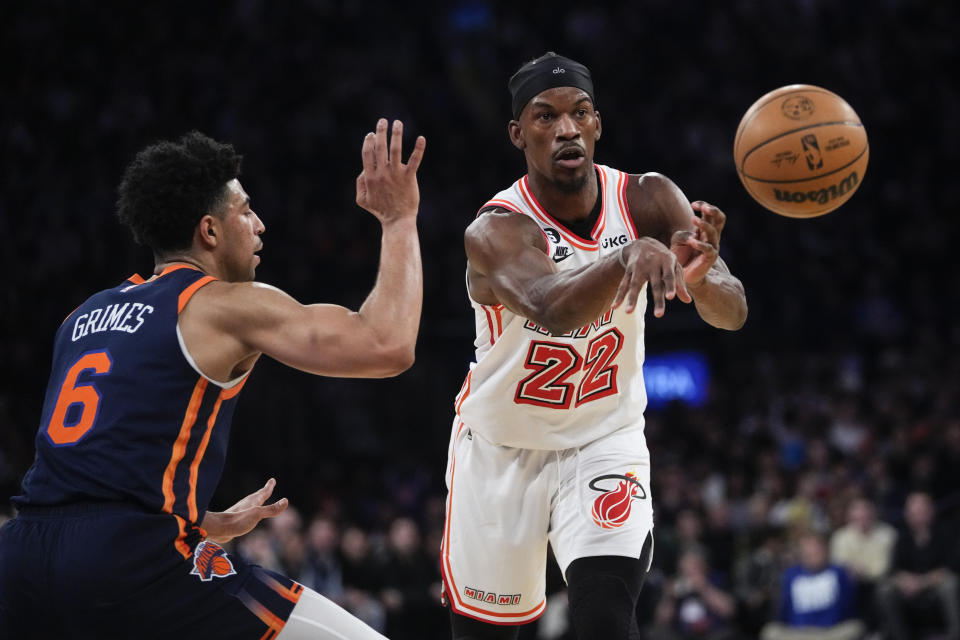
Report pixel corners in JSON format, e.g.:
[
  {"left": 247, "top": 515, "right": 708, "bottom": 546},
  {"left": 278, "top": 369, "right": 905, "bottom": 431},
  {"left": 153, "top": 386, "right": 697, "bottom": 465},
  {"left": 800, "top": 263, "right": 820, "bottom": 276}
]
[
  {"left": 253, "top": 211, "right": 266, "bottom": 235},
  {"left": 554, "top": 113, "right": 580, "bottom": 140}
]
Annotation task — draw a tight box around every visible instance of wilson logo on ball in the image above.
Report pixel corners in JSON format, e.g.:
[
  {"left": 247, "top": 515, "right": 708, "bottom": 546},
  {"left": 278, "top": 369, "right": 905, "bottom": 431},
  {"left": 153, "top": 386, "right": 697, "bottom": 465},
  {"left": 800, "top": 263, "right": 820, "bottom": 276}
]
[
  {"left": 773, "top": 170, "right": 860, "bottom": 205},
  {"left": 589, "top": 472, "right": 646, "bottom": 529}
]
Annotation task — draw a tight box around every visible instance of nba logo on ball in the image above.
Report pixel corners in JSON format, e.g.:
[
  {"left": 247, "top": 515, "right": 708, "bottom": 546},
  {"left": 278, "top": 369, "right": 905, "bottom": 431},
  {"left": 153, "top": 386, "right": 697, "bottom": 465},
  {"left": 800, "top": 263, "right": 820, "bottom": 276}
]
[
  {"left": 190, "top": 540, "right": 237, "bottom": 582},
  {"left": 734, "top": 84, "right": 869, "bottom": 218}
]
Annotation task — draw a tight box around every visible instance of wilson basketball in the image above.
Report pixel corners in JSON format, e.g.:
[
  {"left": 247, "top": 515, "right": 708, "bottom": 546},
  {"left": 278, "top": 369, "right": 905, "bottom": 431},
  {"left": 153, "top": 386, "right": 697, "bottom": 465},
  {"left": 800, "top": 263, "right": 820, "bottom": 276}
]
[{"left": 734, "top": 85, "right": 868, "bottom": 218}]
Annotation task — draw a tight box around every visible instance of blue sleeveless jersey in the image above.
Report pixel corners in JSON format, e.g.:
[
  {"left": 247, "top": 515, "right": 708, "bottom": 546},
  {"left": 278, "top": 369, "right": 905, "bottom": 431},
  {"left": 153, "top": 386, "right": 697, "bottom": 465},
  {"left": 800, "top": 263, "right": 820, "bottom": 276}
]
[{"left": 13, "top": 265, "right": 249, "bottom": 535}]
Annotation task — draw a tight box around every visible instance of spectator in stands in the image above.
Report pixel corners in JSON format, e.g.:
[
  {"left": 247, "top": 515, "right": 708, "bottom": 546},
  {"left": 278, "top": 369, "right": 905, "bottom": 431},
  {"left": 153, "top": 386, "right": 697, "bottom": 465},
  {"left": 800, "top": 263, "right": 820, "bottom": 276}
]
[
  {"left": 877, "top": 491, "right": 960, "bottom": 640},
  {"left": 762, "top": 532, "right": 864, "bottom": 640},
  {"left": 665, "top": 547, "right": 737, "bottom": 639},
  {"left": 829, "top": 497, "right": 896, "bottom": 626}
]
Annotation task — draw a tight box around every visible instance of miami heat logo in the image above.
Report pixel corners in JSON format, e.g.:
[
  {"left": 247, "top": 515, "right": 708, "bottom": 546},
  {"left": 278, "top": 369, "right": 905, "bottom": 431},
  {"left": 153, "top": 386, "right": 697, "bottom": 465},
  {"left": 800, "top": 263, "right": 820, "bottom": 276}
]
[
  {"left": 589, "top": 472, "right": 647, "bottom": 529},
  {"left": 190, "top": 540, "right": 237, "bottom": 582}
]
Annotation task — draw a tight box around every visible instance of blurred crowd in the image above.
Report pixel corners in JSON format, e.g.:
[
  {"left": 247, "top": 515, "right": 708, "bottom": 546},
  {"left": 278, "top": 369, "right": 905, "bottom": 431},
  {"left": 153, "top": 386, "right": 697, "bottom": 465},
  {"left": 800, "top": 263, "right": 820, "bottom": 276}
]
[{"left": 2, "top": 1, "right": 959, "bottom": 639}]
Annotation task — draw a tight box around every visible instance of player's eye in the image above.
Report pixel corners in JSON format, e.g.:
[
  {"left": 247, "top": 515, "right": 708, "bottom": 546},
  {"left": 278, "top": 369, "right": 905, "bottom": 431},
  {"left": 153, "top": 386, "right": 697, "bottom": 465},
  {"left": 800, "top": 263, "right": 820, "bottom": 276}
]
[
  {"left": 538, "top": 112, "right": 553, "bottom": 122},
  {"left": 577, "top": 109, "right": 588, "bottom": 117}
]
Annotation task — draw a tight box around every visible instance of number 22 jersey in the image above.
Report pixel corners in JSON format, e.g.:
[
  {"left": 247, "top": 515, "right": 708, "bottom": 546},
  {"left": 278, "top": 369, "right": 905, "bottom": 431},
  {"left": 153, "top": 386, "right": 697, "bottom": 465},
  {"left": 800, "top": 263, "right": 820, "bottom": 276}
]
[{"left": 456, "top": 164, "right": 649, "bottom": 450}]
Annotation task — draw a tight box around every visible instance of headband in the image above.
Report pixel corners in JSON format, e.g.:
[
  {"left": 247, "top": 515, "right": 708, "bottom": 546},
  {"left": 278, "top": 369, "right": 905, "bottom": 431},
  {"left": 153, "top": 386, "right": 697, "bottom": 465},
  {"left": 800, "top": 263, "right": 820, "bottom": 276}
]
[{"left": 508, "top": 52, "right": 595, "bottom": 119}]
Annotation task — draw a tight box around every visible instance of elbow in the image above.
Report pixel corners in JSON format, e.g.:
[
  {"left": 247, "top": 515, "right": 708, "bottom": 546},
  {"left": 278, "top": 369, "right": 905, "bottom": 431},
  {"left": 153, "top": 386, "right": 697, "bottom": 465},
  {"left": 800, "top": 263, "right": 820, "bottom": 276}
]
[
  {"left": 375, "top": 345, "right": 416, "bottom": 378},
  {"left": 728, "top": 303, "right": 748, "bottom": 331}
]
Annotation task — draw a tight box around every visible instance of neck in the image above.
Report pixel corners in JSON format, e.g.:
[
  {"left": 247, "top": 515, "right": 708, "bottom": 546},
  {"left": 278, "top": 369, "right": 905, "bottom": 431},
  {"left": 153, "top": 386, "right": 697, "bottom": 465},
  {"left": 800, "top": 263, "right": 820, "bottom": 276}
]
[
  {"left": 153, "top": 253, "right": 211, "bottom": 277},
  {"left": 526, "top": 166, "right": 599, "bottom": 224}
]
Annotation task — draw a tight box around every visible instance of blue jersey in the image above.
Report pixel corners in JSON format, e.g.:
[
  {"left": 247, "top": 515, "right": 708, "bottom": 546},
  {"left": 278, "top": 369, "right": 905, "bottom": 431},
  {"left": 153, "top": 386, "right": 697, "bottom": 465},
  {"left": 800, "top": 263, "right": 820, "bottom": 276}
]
[{"left": 14, "top": 265, "right": 248, "bottom": 544}]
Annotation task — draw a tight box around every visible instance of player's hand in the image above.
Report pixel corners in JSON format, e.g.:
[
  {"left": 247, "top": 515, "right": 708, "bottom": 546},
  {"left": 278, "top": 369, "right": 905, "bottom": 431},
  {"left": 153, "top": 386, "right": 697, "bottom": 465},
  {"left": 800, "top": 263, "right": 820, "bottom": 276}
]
[
  {"left": 200, "top": 478, "right": 288, "bottom": 544},
  {"left": 670, "top": 201, "right": 725, "bottom": 287},
  {"left": 355, "top": 118, "right": 426, "bottom": 226},
  {"left": 613, "top": 237, "right": 691, "bottom": 317}
]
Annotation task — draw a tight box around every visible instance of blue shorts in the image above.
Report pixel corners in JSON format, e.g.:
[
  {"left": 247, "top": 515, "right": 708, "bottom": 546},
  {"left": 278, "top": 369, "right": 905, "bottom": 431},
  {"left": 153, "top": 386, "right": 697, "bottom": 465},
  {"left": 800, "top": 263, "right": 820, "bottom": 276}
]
[{"left": 0, "top": 502, "right": 302, "bottom": 639}]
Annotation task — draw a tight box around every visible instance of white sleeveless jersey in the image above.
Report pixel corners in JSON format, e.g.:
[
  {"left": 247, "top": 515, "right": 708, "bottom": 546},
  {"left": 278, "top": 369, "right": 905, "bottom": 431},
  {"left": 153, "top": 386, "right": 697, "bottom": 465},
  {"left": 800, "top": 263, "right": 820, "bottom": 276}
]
[{"left": 456, "top": 164, "right": 647, "bottom": 450}]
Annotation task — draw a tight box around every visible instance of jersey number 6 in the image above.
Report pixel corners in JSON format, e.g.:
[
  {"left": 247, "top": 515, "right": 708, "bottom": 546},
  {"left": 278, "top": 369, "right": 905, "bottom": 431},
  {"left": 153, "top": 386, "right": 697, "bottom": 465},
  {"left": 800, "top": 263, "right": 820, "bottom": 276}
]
[
  {"left": 44, "top": 350, "right": 113, "bottom": 446},
  {"left": 515, "top": 328, "right": 624, "bottom": 409}
]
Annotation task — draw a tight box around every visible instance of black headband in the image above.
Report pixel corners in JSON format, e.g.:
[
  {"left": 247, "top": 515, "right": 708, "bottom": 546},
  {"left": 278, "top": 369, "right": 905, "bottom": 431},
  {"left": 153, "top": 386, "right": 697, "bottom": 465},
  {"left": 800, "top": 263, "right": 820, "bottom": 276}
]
[{"left": 508, "top": 52, "right": 595, "bottom": 119}]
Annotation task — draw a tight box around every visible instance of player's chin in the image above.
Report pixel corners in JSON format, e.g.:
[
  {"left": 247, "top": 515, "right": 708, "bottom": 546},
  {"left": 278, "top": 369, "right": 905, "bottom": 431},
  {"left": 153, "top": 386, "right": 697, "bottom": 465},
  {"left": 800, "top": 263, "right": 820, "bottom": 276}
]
[{"left": 553, "top": 168, "right": 591, "bottom": 194}]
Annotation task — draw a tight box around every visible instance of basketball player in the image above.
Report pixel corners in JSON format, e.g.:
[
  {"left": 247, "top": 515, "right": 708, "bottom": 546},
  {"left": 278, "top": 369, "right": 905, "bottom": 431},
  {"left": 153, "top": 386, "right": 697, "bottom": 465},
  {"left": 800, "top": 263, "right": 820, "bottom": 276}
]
[
  {"left": 442, "top": 53, "right": 747, "bottom": 640},
  {"left": 0, "top": 120, "right": 425, "bottom": 639}
]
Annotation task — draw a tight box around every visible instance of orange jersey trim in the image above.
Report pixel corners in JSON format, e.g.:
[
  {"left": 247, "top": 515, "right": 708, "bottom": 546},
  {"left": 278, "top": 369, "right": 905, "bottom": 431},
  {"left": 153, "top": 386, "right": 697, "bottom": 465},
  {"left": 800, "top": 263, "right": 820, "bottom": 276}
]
[
  {"left": 263, "top": 574, "right": 305, "bottom": 605},
  {"left": 220, "top": 373, "right": 250, "bottom": 400},
  {"left": 186, "top": 392, "right": 223, "bottom": 523},
  {"left": 127, "top": 273, "right": 147, "bottom": 285},
  {"left": 172, "top": 514, "right": 192, "bottom": 559},
  {"left": 441, "top": 419, "right": 547, "bottom": 621},
  {"left": 177, "top": 275, "right": 216, "bottom": 314},
  {"left": 159, "top": 264, "right": 200, "bottom": 277},
  {"left": 454, "top": 371, "right": 472, "bottom": 414},
  {"left": 162, "top": 378, "right": 208, "bottom": 514}
]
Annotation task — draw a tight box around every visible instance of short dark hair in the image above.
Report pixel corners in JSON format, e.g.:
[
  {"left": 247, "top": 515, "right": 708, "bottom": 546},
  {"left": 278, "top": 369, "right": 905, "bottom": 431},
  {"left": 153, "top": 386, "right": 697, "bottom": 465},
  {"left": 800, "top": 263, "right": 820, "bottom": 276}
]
[{"left": 117, "top": 131, "right": 242, "bottom": 254}]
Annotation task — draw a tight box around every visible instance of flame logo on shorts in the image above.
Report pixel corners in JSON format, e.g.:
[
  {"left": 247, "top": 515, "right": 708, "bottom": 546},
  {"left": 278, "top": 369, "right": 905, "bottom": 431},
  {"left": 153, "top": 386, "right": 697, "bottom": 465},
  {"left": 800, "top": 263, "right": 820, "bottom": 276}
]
[
  {"left": 589, "top": 472, "right": 646, "bottom": 529},
  {"left": 190, "top": 540, "right": 237, "bottom": 582}
]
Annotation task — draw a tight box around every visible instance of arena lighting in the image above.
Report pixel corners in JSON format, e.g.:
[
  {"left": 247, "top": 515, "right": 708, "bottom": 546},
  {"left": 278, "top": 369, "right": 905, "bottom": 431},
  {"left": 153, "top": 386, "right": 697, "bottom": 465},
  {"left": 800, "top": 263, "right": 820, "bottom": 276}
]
[{"left": 643, "top": 351, "right": 710, "bottom": 408}]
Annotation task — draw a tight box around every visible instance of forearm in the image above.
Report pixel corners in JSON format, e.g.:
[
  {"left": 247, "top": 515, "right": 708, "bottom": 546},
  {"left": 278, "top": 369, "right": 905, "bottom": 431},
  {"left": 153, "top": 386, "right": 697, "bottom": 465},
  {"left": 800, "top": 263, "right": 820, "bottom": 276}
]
[
  {"left": 521, "top": 252, "right": 624, "bottom": 335},
  {"left": 357, "top": 218, "right": 422, "bottom": 361},
  {"left": 689, "top": 270, "right": 747, "bottom": 330}
]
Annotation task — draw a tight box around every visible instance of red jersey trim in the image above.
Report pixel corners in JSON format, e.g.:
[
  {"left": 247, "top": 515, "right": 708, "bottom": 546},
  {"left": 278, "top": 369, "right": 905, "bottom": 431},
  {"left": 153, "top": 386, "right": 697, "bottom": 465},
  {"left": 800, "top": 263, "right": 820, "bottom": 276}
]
[{"left": 517, "top": 169, "right": 607, "bottom": 251}]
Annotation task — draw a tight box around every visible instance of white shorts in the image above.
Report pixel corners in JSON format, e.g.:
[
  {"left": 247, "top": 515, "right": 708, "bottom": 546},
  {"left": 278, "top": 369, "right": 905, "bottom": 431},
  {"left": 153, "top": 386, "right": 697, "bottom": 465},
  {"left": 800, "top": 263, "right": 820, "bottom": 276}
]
[{"left": 440, "top": 416, "right": 654, "bottom": 625}]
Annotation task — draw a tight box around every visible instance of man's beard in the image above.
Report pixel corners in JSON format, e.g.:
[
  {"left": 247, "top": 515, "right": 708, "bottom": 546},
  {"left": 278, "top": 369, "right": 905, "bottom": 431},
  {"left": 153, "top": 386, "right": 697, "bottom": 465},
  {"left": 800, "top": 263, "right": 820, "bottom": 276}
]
[{"left": 554, "top": 169, "right": 591, "bottom": 193}]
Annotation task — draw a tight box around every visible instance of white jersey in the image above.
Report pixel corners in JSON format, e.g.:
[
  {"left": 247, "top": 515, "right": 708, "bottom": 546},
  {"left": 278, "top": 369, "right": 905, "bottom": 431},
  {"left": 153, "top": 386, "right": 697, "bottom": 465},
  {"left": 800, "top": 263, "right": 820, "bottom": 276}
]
[{"left": 457, "top": 164, "right": 647, "bottom": 450}]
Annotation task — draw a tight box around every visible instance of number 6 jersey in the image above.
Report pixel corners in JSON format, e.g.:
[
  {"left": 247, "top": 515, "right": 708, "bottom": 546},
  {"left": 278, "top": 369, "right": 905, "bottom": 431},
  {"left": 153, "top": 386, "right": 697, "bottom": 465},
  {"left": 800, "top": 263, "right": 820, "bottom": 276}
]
[
  {"left": 457, "top": 165, "right": 649, "bottom": 450},
  {"left": 14, "top": 265, "right": 247, "bottom": 542}
]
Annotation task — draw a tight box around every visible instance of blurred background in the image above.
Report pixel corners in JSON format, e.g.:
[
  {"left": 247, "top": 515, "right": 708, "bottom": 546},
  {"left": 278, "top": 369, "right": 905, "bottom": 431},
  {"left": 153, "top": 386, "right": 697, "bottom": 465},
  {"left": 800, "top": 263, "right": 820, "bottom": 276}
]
[{"left": 2, "top": 1, "right": 958, "bottom": 638}]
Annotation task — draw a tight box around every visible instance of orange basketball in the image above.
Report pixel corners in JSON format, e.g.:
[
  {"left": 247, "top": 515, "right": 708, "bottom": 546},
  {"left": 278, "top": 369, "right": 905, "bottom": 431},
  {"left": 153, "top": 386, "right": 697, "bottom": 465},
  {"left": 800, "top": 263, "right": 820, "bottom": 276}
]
[{"left": 733, "top": 85, "right": 868, "bottom": 218}]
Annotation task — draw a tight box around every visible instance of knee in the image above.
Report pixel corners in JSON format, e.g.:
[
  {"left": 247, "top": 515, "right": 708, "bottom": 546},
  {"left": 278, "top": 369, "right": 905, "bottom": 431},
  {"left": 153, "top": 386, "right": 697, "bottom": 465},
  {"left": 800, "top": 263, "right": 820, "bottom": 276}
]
[{"left": 567, "top": 572, "right": 637, "bottom": 640}]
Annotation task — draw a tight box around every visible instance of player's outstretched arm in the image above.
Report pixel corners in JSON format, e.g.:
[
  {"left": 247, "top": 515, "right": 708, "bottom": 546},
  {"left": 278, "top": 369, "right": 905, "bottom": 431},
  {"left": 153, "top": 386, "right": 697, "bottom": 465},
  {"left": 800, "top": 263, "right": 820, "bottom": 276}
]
[
  {"left": 465, "top": 210, "right": 688, "bottom": 336},
  {"left": 181, "top": 119, "right": 426, "bottom": 379},
  {"left": 627, "top": 173, "right": 747, "bottom": 331}
]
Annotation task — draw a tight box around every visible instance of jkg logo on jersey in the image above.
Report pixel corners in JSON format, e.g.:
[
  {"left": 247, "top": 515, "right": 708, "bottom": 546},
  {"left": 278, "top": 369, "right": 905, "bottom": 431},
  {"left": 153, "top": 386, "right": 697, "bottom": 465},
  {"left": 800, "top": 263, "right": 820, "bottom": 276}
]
[
  {"left": 190, "top": 540, "right": 237, "bottom": 582},
  {"left": 589, "top": 471, "right": 647, "bottom": 529}
]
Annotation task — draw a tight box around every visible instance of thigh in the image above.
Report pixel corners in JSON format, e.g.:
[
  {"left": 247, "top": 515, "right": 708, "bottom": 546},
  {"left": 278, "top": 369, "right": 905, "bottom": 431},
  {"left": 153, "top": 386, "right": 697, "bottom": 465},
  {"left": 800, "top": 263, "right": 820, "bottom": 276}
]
[
  {"left": 7, "top": 509, "right": 303, "bottom": 640},
  {"left": 550, "top": 425, "right": 654, "bottom": 577},
  {"left": 442, "top": 417, "right": 552, "bottom": 626}
]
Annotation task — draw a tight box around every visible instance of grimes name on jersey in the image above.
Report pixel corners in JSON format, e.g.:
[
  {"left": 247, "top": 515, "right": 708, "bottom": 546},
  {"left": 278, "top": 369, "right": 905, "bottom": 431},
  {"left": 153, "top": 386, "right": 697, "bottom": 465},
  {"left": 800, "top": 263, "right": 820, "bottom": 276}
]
[
  {"left": 524, "top": 308, "right": 614, "bottom": 339},
  {"left": 71, "top": 303, "right": 155, "bottom": 342}
]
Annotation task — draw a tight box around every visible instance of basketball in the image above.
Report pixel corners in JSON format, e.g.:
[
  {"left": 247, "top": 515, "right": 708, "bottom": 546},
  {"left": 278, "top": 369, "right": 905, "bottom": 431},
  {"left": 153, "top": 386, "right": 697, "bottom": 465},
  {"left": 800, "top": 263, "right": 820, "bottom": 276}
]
[{"left": 733, "top": 84, "right": 868, "bottom": 218}]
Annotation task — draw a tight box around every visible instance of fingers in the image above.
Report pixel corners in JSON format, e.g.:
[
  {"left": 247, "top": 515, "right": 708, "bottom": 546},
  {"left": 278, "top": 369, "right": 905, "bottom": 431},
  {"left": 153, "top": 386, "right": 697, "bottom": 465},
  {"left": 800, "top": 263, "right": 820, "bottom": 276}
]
[
  {"left": 692, "top": 216, "right": 720, "bottom": 247},
  {"left": 389, "top": 119, "right": 403, "bottom": 166},
  {"left": 255, "top": 477, "right": 276, "bottom": 504},
  {"left": 259, "top": 497, "right": 289, "bottom": 518},
  {"left": 691, "top": 200, "right": 726, "bottom": 235},
  {"left": 675, "top": 259, "right": 692, "bottom": 303},
  {"left": 361, "top": 131, "right": 376, "bottom": 173},
  {"left": 406, "top": 135, "right": 426, "bottom": 173},
  {"left": 355, "top": 172, "right": 367, "bottom": 206},
  {"left": 374, "top": 118, "right": 388, "bottom": 169},
  {"left": 646, "top": 268, "right": 664, "bottom": 317}
]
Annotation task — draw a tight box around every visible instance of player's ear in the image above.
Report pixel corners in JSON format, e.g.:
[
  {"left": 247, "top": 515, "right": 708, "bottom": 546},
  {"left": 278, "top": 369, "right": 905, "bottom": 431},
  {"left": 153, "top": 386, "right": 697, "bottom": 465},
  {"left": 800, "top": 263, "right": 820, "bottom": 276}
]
[
  {"left": 198, "top": 215, "right": 218, "bottom": 249},
  {"left": 508, "top": 120, "right": 525, "bottom": 150},
  {"left": 594, "top": 111, "right": 602, "bottom": 141}
]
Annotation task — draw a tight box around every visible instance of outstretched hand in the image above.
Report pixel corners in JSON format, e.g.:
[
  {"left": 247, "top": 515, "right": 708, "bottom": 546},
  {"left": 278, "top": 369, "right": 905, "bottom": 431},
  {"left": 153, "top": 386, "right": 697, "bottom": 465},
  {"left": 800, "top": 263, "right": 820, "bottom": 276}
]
[
  {"left": 355, "top": 118, "right": 426, "bottom": 226},
  {"left": 200, "top": 478, "right": 288, "bottom": 544},
  {"left": 613, "top": 237, "right": 692, "bottom": 318},
  {"left": 670, "top": 201, "right": 725, "bottom": 287}
]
